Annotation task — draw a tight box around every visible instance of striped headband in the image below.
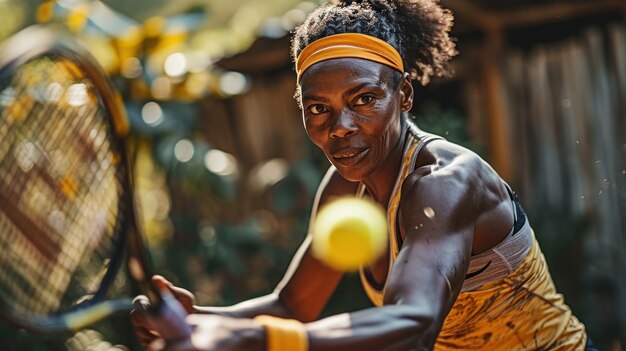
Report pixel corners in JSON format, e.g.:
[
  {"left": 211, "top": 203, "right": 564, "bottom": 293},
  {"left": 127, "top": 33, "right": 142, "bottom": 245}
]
[{"left": 295, "top": 33, "right": 404, "bottom": 81}]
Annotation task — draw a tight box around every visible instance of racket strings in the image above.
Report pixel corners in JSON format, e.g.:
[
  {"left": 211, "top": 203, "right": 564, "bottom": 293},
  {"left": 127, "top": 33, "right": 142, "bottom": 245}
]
[
  {"left": 1, "top": 59, "right": 99, "bottom": 252},
  {"left": 0, "top": 59, "right": 87, "bottom": 313},
  {"left": 0, "top": 62, "right": 72, "bottom": 310},
  {"left": 0, "top": 55, "right": 126, "bottom": 317}
]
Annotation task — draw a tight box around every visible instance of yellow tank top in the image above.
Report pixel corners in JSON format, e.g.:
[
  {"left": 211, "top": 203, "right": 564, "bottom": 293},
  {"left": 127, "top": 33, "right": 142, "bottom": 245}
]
[{"left": 358, "top": 124, "right": 587, "bottom": 350}]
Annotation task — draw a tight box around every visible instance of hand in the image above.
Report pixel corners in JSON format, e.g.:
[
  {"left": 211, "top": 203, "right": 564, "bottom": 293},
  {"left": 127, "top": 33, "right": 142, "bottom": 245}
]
[{"left": 131, "top": 276, "right": 196, "bottom": 349}]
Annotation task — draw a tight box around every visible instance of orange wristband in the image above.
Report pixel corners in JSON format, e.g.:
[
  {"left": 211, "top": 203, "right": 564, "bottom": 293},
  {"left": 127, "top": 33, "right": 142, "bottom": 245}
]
[{"left": 254, "top": 315, "right": 308, "bottom": 351}]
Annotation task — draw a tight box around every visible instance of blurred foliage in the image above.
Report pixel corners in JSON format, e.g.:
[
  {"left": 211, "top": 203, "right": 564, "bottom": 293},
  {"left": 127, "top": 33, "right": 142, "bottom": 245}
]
[{"left": 410, "top": 100, "right": 484, "bottom": 157}]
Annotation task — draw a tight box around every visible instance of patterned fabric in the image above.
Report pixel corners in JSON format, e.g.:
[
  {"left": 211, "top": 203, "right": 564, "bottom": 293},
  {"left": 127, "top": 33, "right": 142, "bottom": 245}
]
[
  {"left": 437, "top": 236, "right": 586, "bottom": 350},
  {"left": 461, "top": 219, "right": 532, "bottom": 292}
]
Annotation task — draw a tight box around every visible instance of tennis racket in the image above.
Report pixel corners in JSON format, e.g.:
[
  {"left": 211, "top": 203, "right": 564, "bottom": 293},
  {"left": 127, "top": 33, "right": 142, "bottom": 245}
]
[{"left": 0, "top": 25, "right": 190, "bottom": 339}]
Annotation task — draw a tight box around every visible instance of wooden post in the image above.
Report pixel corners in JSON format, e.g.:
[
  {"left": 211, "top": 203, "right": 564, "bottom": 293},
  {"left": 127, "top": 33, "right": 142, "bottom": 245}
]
[
  {"left": 481, "top": 28, "right": 514, "bottom": 183},
  {"left": 443, "top": 0, "right": 512, "bottom": 181},
  {"left": 442, "top": 0, "right": 626, "bottom": 184}
]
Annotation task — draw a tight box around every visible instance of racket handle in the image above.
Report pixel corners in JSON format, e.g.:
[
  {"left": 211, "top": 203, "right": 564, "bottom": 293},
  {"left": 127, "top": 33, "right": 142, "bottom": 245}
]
[{"left": 149, "top": 289, "right": 193, "bottom": 340}]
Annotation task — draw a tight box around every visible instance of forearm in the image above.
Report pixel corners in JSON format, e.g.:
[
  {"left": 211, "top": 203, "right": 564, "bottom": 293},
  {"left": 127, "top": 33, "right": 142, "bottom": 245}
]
[
  {"left": 194, "top": 293, "right": 296, "bottom": 319},
  {"left": 205, "top": 305, "right": 440, "bottom": 351},
  {"left": 305, "top": 305, "right": 438, "bottom": 351},
  {"left": 221, "top": 305, "right": 438, "bottom": 351}
]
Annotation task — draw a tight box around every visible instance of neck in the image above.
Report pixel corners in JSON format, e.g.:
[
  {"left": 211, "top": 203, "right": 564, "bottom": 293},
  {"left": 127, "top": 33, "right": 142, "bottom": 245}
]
[{"left": 361, "top": 116, "right": 410, "bottom": 206}]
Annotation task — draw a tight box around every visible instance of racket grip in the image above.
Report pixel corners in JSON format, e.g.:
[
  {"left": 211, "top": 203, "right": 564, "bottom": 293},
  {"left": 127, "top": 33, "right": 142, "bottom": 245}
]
[{"left": 149, "top": 289, "right": 193, "bottom": 340}]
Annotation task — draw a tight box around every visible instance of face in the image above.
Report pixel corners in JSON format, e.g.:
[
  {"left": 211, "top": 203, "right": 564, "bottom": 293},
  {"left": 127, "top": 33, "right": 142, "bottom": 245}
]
[{"left": 299, "top": 58, "right": 413, "bottom": 182}]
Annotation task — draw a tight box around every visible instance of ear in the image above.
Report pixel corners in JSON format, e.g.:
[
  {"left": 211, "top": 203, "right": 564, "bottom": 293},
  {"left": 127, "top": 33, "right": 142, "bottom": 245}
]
[{"left": 399, "top": 73, "right": 414, "bottom": 112}]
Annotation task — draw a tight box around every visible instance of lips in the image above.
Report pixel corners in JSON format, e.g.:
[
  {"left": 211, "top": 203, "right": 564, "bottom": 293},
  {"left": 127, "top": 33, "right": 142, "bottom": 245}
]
[{"left": 331, "top": 147, "right": 370, "bottom": 167}]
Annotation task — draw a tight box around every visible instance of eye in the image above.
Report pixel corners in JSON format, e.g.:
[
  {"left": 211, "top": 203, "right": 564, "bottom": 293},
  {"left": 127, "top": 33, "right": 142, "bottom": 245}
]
[
  {"left": 354, "top": 94, "right": 374, "bottom": 106},
  {"left": 307, "top": 104, "right": 328, "bottom": 115}
]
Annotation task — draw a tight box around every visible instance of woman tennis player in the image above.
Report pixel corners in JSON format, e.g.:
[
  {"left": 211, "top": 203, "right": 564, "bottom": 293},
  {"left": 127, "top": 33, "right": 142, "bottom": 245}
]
[{"left": 132, "top": 1, "right": 594, "bottom": 350}]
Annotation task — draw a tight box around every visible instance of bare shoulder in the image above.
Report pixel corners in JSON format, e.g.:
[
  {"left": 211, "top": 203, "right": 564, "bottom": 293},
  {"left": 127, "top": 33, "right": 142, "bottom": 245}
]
[
  {"left": 398, "top": 139, "right": 503, "bottom": 234},
  {"left": 402, "top": 139, "right": 491, "bottom": 197}
]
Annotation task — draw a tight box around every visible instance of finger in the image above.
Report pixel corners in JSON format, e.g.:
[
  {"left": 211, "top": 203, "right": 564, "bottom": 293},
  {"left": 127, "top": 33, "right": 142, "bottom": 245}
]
[
  {"left": 169, "top": 287, "right": 195, "bottom": 314},
  {"left": 132, "top": 319, "right": 160, "bottom": 349},
  {"left": 130, "top": 307, "right": 152, "bottom": 329},
  {"left": 130, "top": 302, "right": 162, "bottom": 346},
  {"left": 130, "top": 297, "right": 153, "bottom": 328},
  {"left": 152, "top": 276, "right": 195, "bottom": 313},
  {"left": 131, "top": 312, "right": 160, "bottom": 347},
  {"left": 132, "top": 295, "right": 152, "bottom": 311},
  {"left": 135, "top": 327, "right": 156, "bottom": 340},
  {"left": 152, "top": 275, "right": 169, "bottom": 289},
  {"left": 137, "top": 330, "right": 160, "bottom": 349}
]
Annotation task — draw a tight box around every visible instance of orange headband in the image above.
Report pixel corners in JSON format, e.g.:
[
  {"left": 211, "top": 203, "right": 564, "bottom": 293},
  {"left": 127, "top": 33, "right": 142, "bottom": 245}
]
[{"left": 295, "top": 33, "right": 404, "bottom": 81}]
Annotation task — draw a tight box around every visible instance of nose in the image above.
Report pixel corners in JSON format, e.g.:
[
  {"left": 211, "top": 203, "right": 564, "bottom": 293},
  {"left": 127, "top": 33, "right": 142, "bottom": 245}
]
[{"left": 329, "top": 110, "right": 358, "bottom": 139}]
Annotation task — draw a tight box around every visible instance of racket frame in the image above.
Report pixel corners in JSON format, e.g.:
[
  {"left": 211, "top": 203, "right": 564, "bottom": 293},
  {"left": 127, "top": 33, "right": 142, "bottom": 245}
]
[{"left": 0, "top": 25, "right": 163, "bottom": 334}]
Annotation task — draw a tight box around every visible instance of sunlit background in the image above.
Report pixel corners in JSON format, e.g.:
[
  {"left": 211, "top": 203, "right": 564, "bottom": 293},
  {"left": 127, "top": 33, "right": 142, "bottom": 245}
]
[{"left": 0, "top": 0, "right": 624, "bottom": 350}]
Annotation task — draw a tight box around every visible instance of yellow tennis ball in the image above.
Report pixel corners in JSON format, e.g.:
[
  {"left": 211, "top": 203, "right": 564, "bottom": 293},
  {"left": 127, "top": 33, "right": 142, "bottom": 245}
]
[{"left": 311, "top": 197, "right": 387, "bottom": 271}]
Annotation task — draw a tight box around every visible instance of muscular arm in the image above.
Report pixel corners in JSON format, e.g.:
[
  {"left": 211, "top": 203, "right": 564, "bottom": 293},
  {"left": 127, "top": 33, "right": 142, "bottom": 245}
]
[
  {"left": 190, "top": 158, "right": 482, "bottom": 351},
  {"left": 195, "top": 167, "right": 358, "bottom": 322},
  {"left": 294, "top": 160, "right": 480, "bottom": 350}
]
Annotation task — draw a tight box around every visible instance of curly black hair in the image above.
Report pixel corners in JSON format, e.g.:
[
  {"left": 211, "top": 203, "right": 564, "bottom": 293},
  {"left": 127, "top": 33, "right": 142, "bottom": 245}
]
[{"left": 292, "top": 0, "right": 457, "bottom": 91}]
